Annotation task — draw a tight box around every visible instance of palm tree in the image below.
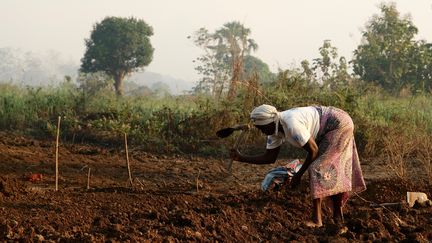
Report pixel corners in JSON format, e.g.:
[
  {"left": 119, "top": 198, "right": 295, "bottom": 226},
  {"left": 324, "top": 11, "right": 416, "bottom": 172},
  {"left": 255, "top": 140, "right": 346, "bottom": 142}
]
[{"left": 213, "top": 21, "right": 258, "bottom": 100}]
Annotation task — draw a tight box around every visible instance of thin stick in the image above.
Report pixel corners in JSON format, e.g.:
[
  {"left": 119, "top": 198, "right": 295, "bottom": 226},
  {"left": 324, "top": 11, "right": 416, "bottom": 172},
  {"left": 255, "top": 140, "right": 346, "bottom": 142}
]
[
  {"left": 134, "top": 178, "right": 145, "bottom": 189},
  {"left": 134, "top": 177, "right": 145, "bottom": 186},
  {"left": 87, "top": 167, "right": 91, "bottom": 190},
  {"left": 55, "top": 116, "right": 61, "bottom": 191},
  {"left": 124, "top": 133, "right": 133, "bottom": 187},
  {"left": 354, "top": 192, "right": 406, "bottom": 225},
  {"left": 196, "top": 169, "right": 201, "bottom": 192}
]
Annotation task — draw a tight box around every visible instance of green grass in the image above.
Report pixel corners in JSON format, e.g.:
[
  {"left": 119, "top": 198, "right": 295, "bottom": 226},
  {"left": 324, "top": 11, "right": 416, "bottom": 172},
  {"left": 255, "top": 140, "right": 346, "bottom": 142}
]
[{"left": 357, "top": 94, "right": 432, "bottom": 127}]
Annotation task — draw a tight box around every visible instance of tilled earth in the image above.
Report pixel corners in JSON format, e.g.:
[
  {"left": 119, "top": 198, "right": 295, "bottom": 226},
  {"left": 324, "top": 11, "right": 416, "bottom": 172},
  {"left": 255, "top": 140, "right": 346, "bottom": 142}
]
[{"left": 1, "top": 132, "right": 431, "bottom": 242}]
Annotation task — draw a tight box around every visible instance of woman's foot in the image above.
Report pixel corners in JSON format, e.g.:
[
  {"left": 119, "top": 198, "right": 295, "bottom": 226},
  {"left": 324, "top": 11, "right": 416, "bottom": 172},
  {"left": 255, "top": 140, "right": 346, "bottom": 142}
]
[
  {"left": 305, "top": 221, "right": 323, "bottom": 228},
  {"left": 338, "top": 226, "right": 348, "bottom": 234}
]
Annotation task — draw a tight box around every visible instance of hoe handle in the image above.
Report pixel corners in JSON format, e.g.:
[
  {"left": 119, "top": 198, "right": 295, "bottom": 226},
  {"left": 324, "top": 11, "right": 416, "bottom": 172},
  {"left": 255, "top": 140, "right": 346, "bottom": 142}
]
[{"left": 227, "top": 129, "right": 247, "bottom": 173}]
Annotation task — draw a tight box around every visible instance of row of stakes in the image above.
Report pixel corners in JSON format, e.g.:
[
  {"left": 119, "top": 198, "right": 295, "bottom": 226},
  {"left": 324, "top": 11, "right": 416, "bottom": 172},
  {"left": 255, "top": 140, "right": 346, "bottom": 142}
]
[
  {"left": 53, "top": 116, "right": 205, "bottom": 192},
  {"left": 54, "top": 116, "right": 134, "bottom": 191}
]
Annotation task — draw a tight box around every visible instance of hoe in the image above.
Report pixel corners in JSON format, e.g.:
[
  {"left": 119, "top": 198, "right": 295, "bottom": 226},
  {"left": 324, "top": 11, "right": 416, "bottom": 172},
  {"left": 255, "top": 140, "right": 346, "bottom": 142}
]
[{"left": 216, "top": 124, "right": 250, "bottom": 172}]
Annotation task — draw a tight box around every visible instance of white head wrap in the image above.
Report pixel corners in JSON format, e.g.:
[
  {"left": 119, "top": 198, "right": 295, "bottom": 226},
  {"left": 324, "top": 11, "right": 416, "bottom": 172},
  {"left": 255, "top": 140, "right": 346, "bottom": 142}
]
[{"left": 250, "top": 104, "right": 281, "bottom": 135}]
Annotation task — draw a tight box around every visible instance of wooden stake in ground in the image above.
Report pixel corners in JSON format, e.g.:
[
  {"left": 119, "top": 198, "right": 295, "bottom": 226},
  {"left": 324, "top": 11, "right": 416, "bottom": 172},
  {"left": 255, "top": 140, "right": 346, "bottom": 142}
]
[
  {"left": 124, "top": 133, "right": 133, "bottom": 187},
  {"left": 87, "top": 167, "right": 91, "bottom": 190},
  {"left": 196, "top": 169, "right": 201, "bottom": 192},
  {"left": 55, "top": 116, "right": 61, "bottom": 191}
]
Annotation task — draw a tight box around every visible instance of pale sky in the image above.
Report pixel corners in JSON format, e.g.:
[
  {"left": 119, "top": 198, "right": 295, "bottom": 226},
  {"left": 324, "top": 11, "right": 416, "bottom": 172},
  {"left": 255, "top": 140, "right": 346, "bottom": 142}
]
[{"left": 1, "top": 0, "right": 432, "bottom": 85}]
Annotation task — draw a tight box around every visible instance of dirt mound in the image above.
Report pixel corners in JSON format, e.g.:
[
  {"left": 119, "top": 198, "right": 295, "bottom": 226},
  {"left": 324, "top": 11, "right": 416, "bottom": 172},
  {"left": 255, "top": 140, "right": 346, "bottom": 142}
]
[{"left": 0, "top": 132, "right": 431, "bottom": 241}]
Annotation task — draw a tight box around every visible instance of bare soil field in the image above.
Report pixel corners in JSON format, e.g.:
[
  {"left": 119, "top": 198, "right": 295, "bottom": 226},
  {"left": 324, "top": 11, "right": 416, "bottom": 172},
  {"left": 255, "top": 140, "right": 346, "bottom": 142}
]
[{"left": 1, "top": 132, "right": 431, "bottom": 242}]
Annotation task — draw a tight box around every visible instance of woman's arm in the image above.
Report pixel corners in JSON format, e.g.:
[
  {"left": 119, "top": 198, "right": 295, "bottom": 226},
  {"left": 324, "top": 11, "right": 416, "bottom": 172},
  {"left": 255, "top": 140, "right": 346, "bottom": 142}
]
[
  {"left": 230, "top": 146, "right": 281, "bottom": 164},
  {"left": 290, "top": 137, "right": 319, "bottom": 188}
]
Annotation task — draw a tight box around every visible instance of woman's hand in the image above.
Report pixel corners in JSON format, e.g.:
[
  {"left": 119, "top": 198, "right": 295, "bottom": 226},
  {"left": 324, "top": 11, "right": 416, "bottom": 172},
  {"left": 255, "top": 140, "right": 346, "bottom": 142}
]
[
  {"left": 290, "top": 173, "right": 302, "bottom": 189},
  {"left": 229, "top": 149, "right": 242, "bottom": 161}
]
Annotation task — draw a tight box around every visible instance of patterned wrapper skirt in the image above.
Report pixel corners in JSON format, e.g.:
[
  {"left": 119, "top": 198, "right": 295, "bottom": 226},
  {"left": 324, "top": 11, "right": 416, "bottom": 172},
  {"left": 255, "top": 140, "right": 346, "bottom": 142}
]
[{"left": 309, "top": 106, "right": 366, "bottom": 204}]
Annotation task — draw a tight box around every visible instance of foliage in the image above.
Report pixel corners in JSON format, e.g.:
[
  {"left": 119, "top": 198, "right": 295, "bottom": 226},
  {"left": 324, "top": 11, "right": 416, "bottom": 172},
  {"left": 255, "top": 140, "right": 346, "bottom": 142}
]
[
  {"left": 352, "top": 3, "right": 432, "bottom": 94},
  {"left": 244, "top": 55, "right": 276, "bottom": 83},
  {"left": 191, "top": 21, "right": 261, "bottom": 100},
  {"left": 312, "top": 40, "right": 351, "bottom": 90},
  {"left": 81, "top": 16, "right": 154, "bottom": 96},
  {"left": 214, "top": 21, "right": 258, "bottom": 99},
  {"left": 410, "top": 42, "right": 432, "bottom": 93},
  {"left": 313, "top": 40, "right": 339, "bottom": 83},
  {"left": 191, "top": 28, "right": 230, "bottom": 97},
  {"left": 0, "top": 79, "right": 80, "bottom": 137}
]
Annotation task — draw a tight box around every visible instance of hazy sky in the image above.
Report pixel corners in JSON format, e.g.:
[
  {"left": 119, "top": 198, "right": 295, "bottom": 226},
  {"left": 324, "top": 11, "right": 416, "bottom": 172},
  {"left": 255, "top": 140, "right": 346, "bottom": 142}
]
[{"left": 2, "top": 0, "right": 432, "bottom": 85}]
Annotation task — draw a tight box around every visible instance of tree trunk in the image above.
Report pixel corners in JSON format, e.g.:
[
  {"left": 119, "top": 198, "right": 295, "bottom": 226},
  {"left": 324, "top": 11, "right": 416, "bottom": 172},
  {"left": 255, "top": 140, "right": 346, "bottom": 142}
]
[
  {"left": 114, "top": 71, "right": 125, "bottom": 96},
  {"left": 228, "top": 55, "right": 242, "bottom": 100}
]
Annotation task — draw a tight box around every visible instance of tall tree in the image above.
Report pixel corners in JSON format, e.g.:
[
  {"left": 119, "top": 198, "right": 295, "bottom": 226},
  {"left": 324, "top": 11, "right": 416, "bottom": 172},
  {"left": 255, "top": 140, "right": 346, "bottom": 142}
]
[
  {"left": 191, "top": 28, "right": 230, "bottom": 98},
  {"left": 214, "top": 22, "right": 258, "bottom": 99},
  {"left": 312, "top": 40, "right": 351, "bottom": 90},
  {"left": 300, "top": 60, "right": 315, "bottom": 84},
  {"left": 191, "top": 21, "right": 258, "bottom": 99},
  {"left": 409, "top": 42, "right": 432, "bottom": 93},
  {"left": 81, "top": 17, "right": 154, "bottom": 96},
  {"left": 352, "top": 3, "right": 419, "bottom": 93},
  {"left": 313, "top": 40, "right": 338, "bottom": 85}
]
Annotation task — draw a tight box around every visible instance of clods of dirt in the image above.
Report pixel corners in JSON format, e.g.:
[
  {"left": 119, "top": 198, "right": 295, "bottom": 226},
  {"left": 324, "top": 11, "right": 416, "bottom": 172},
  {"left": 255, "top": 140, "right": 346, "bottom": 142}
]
[
  {"left": 0, "top": 132, "right": 431, "bottom": 241},
  {"left": 0, "top": 176, "right": 27, "bottom": 198}
]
